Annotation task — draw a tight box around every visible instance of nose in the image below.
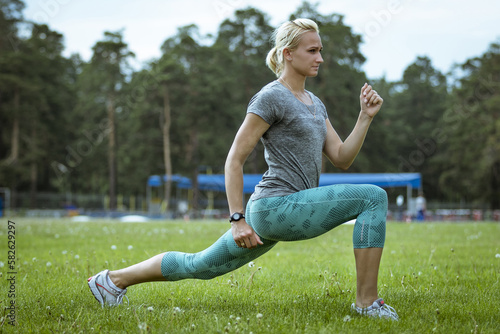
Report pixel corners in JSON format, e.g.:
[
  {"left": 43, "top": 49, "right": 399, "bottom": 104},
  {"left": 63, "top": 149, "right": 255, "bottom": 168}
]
[{"left": 317, "top": 52, "right": 323, "bottom": 63}]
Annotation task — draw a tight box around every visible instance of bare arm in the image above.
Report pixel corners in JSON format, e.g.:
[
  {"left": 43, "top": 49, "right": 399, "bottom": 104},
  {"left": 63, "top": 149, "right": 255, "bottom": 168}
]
[
  {"left": 225, "top": 113, "right": 270, "bottom": 248},
  {"left": 323, "top": 83, "right": 383, "bottom": 170}
]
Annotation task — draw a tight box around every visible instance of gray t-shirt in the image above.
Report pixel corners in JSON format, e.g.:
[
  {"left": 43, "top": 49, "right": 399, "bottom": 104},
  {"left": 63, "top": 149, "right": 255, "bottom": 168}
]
[{"left": 248, "top": 80, "right": 328, "bottom": 200}]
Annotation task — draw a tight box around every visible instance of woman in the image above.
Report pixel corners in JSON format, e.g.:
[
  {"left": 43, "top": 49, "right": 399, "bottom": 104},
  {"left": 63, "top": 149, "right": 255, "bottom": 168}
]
[{"left": 88, "top": 18, "right": 398, "bottom": 321}]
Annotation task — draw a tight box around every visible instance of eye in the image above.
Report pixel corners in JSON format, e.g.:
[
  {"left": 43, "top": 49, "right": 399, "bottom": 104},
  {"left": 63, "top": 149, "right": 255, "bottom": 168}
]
[{"left": 309, "top": 48, "right": 323, "bottom": 53}]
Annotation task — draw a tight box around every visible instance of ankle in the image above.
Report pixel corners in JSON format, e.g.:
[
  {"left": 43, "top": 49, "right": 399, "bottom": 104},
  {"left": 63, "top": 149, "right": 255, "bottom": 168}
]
[
  {"left": 108, "top": 271, "right": 127, "bottom": 290},
  {"left": 356, "top": 295, "right": 378, "bottom": 308}
]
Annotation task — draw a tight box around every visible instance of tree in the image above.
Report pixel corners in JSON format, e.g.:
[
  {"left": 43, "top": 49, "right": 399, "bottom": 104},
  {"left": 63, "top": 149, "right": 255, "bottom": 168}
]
[
  {"left": 0, "top": 2, "right": 76, "bottom": 207},
  {"left": 387, "top": 56, "right": 448, "bottom": 199},
  {"left": 116, "top": 68, "right": 165, "bottom": 197},
  {"left": 215, "top": 8, "right": 275, "bottom": 173},
  {"left": 0, "top": 0, "right": 25, "bottom": 205},
  {"left": 216, "top": 7, "right": 274, "bottom": 101},
  {"left": 436, "top": 42, "right": 500, "bottom": 208},
  {"left": 75, "top": 31, "right": 134, "bottom": 209},
  {"left": 0, "top": 0, "right": 23, "bottom": 52},
  {"left": 23, "top": 24, "right": 76, "bottom": 207},
  {"left": 118, "top": 53, "right": 185, "bottom": 209}
]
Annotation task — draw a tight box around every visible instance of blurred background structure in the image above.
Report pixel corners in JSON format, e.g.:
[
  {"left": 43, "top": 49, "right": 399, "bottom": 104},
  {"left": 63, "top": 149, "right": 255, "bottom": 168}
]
[{"left": 0, "top": 0, "right": 499, "bottom": 221}]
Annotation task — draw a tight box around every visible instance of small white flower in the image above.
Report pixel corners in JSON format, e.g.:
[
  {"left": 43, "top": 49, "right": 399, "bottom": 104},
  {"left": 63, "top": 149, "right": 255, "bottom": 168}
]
[
  {"left": 46, "top": 262, "right": 52, "bottom": 267},
  {"left": 138, "top": 322, "right": 147, "bottom": 330},
  {"left": 248, "top": 261, "right": 255, "bottom": 268},
  {"left": 179, "top": 229, "right": 184, "bottom": 234},
  {"left": 32, "top": 257, "right": 37, "bottom": 262},
  {"left": 256, "top": 313, "right": 263, "bottom": 319},
  {"left": 74, "top": 254, "right": 80, "bottom": 259},
  {"left": 0, "top": 261, "right": 4, "bottom": 268},
  {"left": 111, "top": 245, "right": 117, "bottom": 250},
  {"left": 147, "top": 306, "right": 154, "bottom": 312},
  {"left": 62, "top": 250, "right": 68, "bottom": 255},
  {"left": 46, "top": 306, "right": 50, "bottom": 310},
  {"left": 495, "top": 253, "right": 500, "bottom": 258},
  {"left": 173, "top": 307, "right": 182, "bottom": 314},
  {"left": 54, "top": 234, "right": 60, "bottom": 239},
  {"left": 128, "top": 245, "right": 133, "bottom": 250},
  {"left": 343, "top": 315, "right": 351, "bottom": 322}
]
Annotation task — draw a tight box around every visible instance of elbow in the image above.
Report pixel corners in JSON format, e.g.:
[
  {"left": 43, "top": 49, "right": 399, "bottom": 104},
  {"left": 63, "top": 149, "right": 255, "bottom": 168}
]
[
  {"left": 331, "top": 156, "right": 353, "bottom": 170},
  {"left": 335, "top": 157, "right": 354, "bottom": 170},
  {"left": 325, "top": 146, "right": 354, "bottom": 171},
  {"left": 337, "top": 163, "right": 351, "bottom": 171},
  {"left": 225, "top": 154, "right": 243, "bottom": 174}
]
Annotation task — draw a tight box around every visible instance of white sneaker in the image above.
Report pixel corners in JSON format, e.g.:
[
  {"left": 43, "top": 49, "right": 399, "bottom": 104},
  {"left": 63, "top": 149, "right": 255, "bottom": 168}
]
[
  {"left": 351, "top": 298, "right": 399, "bottom": 321},
  {"left": 88, "top": 269, "right": 128, "bottom": 307}
]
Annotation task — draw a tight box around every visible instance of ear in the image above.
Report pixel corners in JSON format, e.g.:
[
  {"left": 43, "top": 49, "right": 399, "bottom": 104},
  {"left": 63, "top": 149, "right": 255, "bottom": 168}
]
[{"left": 283, "top": 48, "right": 292, "bottom": 61}]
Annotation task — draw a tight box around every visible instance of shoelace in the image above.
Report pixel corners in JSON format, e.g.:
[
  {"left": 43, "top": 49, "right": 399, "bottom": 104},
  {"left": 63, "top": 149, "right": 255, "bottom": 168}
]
[
  {"left": 115, "top": 289, "right": 129, "bottom": 305},
  {"left": 353, "top": 301, "right": 399, "bottom": 321},
  {"left": 378, "top": 304, "right": 399, "bottom": 320}
]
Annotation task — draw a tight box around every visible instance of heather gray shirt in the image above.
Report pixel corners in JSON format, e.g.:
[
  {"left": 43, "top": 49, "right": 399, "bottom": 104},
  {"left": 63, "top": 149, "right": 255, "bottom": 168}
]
[{"left": 248, "top": 80, "right": 328, "bottom": 200}]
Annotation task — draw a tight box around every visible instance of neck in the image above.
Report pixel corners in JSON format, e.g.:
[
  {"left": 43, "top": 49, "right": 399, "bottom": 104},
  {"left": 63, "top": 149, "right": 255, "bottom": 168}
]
[{"left": 279, "top": 72, "right": 306, "bottom": 92}]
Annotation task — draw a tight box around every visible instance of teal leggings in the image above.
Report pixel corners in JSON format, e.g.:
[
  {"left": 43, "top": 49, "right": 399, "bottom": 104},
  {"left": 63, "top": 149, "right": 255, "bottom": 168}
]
[{"left": 161, "top": 184, "right": 387, "bottom": 281}]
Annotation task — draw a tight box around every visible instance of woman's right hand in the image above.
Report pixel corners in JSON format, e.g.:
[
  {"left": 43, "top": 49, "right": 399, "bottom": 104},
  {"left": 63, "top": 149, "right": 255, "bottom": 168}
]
[{"left": 231, "top": 220, "right": 263, "bottom": 249}]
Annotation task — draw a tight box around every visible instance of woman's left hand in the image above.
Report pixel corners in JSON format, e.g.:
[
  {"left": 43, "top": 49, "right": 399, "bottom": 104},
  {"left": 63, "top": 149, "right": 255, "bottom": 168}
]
[{"left": 360, "top": 83, "right": 383, "bottom": 118}]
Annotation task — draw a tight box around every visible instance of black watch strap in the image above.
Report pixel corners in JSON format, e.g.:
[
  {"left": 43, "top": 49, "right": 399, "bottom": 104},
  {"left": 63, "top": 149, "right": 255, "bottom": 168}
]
[{"left": 229, "top": 212, "right": 245, "bottom": 223}]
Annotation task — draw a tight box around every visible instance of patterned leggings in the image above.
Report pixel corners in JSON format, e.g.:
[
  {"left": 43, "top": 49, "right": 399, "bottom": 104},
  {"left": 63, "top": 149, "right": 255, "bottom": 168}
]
[{"left": 161, "top": 184, "right": 387, "bottom": 281}]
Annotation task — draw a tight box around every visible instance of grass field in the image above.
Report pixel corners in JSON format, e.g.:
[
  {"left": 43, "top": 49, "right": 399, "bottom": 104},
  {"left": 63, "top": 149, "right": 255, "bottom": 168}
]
[{"left": 1, "top": 218, "right": 499, "bottom": 333}]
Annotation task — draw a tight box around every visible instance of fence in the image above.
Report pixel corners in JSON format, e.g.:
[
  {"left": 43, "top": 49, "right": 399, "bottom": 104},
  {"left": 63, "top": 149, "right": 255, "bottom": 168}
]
[{"left": 4, "top": 192, "right": 500, "bottom": 221}]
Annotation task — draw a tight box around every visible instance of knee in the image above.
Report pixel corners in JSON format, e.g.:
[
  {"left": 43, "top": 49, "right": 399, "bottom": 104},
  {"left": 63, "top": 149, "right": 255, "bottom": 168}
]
[{"left": 365, "top": 185, "right": 388, "bottom": 208}]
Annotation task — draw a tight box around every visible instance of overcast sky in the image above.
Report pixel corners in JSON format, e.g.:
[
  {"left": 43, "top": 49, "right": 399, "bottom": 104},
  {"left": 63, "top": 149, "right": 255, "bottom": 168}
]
[{"left": 22, "top": 0, "right": 500, "bottom": 81}]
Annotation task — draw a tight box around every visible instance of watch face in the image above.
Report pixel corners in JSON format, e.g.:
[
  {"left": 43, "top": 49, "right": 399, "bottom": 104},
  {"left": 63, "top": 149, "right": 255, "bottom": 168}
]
[{"left": 230, "top": 213, "right": 244, "bottom": 221}]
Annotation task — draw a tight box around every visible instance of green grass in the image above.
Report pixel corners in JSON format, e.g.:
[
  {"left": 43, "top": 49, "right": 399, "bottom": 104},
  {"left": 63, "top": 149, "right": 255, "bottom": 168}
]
[{"left": 1, "top": 218, "right": 499, "bottom": 333}]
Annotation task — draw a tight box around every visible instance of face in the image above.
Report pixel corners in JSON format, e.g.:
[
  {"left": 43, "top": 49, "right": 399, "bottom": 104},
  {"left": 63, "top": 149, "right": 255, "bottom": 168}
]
[{"left": 286, "top": 31, "right": 324, "bottom": 77}]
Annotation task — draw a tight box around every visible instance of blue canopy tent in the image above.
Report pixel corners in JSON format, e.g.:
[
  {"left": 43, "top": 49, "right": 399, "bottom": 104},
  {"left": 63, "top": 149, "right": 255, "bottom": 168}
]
[{"left": 147, "top": 173, "right": 421, "bottom": 213}]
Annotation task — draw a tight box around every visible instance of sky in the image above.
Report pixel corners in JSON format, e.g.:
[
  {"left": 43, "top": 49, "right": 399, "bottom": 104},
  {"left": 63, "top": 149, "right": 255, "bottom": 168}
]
[{"left": 22, "top": 0, "right": 500, "bottom": 81}]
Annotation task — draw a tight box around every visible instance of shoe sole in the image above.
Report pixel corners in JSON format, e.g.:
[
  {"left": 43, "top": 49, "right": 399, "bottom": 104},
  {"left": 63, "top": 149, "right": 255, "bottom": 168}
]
[{"left": 87, "top": 276, "right": 105, "bottom": 307}]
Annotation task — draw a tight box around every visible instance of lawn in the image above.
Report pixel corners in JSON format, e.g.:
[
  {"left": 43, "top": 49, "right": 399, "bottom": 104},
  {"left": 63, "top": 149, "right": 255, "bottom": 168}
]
[{"left": 1, "top": 218, "right": 499, "bottom": 333}]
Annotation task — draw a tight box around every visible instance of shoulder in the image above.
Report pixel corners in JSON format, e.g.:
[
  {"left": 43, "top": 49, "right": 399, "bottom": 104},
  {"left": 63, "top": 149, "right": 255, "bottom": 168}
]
[
  {"left": 248, "top": 81, "right": 288, "bottom": 124},
  {"left": 249, "top": 81, "right": 284, "bottom": 104}
]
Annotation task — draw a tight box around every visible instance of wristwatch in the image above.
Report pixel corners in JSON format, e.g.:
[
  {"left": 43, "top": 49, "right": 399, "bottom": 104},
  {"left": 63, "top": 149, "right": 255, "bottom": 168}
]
[{"left": 229, "top": 212, "right": 245, "bottom": 223}]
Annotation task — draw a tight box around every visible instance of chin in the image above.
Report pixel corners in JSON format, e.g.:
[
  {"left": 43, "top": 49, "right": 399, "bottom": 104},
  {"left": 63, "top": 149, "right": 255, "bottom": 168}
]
[{"left": 309, "top": 68, "right": 320, "bottom": 77}]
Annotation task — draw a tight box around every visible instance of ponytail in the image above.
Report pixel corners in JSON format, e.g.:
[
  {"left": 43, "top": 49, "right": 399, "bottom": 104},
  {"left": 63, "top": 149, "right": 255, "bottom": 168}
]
[{"left": 266, "top": 46, "right": 284, "bottom": 77}]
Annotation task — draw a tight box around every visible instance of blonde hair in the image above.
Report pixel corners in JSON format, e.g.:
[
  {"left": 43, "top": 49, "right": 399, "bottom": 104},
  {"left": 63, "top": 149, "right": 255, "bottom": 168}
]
[{"left": 266, "top": 18, "right": 319, "bottom": 77}]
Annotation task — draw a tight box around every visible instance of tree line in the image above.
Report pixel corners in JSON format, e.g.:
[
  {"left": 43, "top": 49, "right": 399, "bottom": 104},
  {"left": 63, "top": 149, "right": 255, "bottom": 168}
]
[{"left": 1, "top": 0, "right": 499, "bottom": 211}]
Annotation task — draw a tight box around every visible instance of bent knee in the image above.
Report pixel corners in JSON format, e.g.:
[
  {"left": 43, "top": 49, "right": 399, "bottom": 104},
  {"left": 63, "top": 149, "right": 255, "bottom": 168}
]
[{"left": 364, "top": 184, "right": 388, "bottom": 207}]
